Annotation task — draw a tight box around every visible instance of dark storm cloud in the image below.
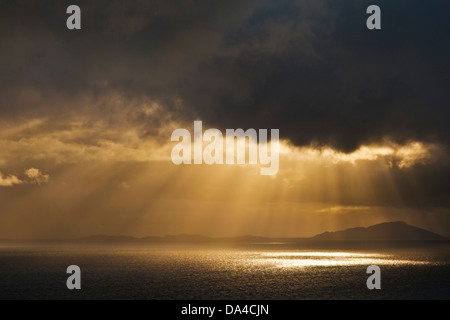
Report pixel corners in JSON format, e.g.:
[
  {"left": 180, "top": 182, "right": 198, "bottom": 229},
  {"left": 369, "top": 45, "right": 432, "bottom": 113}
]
[
  {"left": 0, "top": 0, "right": 449, "bottom": 152},
  {"left": 177, "top": 0, "right": 450, "bottom": 152}
]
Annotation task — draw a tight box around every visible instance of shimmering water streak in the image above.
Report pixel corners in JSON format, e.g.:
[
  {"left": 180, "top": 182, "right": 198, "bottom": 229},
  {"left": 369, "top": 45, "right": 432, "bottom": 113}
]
[{"left": 253, "top": 251, "right": 433, "bottom": 268}]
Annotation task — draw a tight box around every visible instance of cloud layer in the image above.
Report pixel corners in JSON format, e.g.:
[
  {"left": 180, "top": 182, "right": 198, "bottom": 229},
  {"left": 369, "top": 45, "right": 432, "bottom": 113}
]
[
  {"left": 0, "top": 168, "right": 49, "bottom": 187},
  {"left": 0, "top": 0, "right": 448, "bottom": 152},
  {"left": 0, "top": 173, "right": 22, "bottom": 187}
]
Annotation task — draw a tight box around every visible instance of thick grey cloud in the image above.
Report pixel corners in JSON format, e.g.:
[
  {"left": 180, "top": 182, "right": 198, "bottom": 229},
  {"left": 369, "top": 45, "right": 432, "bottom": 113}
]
[
  {"left": 176, "top": 0, "right": 450, "bottom": 152},
  {"left": 0, "top": 0, "right": 448, "bottom": 152}
]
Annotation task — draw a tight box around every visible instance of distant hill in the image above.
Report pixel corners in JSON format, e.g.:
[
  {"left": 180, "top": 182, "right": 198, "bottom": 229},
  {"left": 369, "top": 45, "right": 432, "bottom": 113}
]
[
  {"left": 311, "top": 221, "right": 444, "bottom": 241},
  {"left": 0, "top": 221, "right": 446, "bottom": 244},
  {"left": 78, "top": 235, "right": 139, "bottom": 243}
]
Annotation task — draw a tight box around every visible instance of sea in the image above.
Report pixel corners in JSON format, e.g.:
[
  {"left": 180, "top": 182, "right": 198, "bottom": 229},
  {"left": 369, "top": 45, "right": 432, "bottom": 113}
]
[{"left": 0, "top": 242, "right": 449, "bottom": 300}]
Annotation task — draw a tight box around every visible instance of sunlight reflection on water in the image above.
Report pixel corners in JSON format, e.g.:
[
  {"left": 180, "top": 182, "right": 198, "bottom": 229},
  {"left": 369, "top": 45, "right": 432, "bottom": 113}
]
[{"left": 253, "top": 251, "right": 431, "bottom": 268}]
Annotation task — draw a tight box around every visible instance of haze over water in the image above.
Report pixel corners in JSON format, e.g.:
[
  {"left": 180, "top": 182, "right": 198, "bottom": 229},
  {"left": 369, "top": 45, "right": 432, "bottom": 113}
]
[{"left": 1, "top": 243, "right": 449, "bottom": 300}]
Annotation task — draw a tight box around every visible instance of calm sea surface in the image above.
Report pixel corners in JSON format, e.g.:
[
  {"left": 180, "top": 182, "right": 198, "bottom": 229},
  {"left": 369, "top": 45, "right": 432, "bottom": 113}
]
[{"left": 0, "top": 243, "right": 449, "bottom": 299}]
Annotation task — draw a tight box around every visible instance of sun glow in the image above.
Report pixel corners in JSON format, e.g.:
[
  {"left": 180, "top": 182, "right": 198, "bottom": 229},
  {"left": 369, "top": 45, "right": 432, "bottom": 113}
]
[
  {"left": 280, "top": 141, "right": 437, "bottom": 168},
  {"left": 0, "top": 116, "right": 446, "bottom": 238}
]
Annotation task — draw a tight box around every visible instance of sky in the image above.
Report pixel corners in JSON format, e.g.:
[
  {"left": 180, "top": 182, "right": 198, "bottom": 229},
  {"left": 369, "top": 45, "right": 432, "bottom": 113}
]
[{"left": 0, "top": 0, "right": 449, "bottom": 238}]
